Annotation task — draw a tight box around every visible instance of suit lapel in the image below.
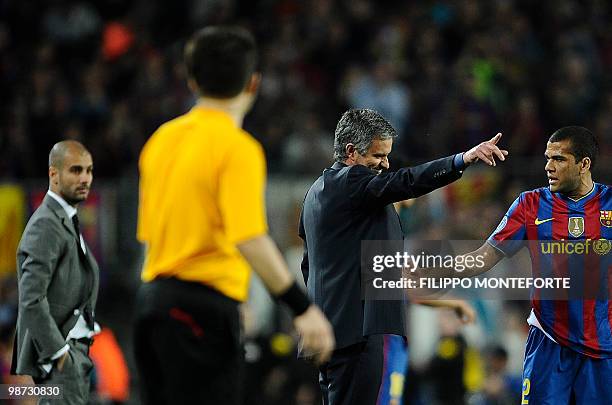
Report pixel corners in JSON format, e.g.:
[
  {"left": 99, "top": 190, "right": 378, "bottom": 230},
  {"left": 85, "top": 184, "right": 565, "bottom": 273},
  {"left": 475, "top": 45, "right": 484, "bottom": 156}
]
[
  {"left": 44, "top": 194, "right": 99, "bottom": 306},
  {"left": 44, "top": 195, "right": 79, "bottom": 240}
]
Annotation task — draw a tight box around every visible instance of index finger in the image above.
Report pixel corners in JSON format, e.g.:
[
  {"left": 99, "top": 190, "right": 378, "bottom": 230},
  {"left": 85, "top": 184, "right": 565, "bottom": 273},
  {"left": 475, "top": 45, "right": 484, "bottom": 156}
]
[{"left": 489, "top": 132, "right": 502, "bottom": 145}]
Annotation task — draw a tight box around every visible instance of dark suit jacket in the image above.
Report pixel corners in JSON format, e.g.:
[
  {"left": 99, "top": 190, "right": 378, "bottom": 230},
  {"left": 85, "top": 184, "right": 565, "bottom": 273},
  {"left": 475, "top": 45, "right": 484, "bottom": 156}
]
[
  {"left": 12, "top": 195, "right": 99, "bottom": 378},
  {"left": 299, "top": 156, "right": 463, "bottom": 349}
]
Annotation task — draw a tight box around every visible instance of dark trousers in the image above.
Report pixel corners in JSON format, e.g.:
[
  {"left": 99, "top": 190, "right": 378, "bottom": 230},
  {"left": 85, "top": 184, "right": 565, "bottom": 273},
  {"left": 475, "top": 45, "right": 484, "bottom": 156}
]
[
  {"left": 134, "top": 278, "right": 243, "bottom": 405},
  {"left": 319, "top": 335, "right": 384, "bottom": 405},
  {"left": 34, "top": 340, "right": 93, "bottom": 405}
]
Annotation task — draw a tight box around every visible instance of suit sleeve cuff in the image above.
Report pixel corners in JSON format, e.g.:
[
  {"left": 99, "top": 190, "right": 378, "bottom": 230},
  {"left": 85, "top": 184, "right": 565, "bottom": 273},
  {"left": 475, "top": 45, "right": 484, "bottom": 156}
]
[
  {"left": 453, "top": 153, "right": 466, "bottom": 171},
  {"left": 50, "top": 344, "right": 70, "bottom": 360}
]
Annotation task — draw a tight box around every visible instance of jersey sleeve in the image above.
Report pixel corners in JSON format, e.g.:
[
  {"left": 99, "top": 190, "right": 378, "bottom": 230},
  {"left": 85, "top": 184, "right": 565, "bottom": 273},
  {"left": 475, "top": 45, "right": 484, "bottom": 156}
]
[
  {"left": 487, "top": 193, "right": 527, "bottom": 256},
  {"left": 219, "top": 135, "right": 268, "bottom": 244}
]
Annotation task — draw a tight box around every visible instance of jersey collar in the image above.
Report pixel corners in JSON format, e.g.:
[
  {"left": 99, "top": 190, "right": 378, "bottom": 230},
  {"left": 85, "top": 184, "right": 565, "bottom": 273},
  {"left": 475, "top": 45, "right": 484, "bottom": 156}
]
[{"left": 554, "top": 183, "right": 597, "bottom": 204}]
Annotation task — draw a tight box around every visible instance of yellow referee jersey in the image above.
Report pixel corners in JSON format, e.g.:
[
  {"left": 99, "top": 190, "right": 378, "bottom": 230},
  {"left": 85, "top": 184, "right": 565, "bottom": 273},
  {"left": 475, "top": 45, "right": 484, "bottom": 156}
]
[{"left": 137, "top": 106, "right": 268, "bottom": 302}]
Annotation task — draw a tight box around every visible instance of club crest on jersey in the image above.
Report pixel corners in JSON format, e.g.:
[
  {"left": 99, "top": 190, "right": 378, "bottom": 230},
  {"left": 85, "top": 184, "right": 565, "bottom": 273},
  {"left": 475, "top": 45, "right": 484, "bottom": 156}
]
[
  {"left": 600, "top": 210, "right": 612, "bottom": 227},
  {"left": 593, "top": 239, "right": 612, "bottom": 256},
  {"left": 568, "top": 217, "right": 584, "bottom": 238}
]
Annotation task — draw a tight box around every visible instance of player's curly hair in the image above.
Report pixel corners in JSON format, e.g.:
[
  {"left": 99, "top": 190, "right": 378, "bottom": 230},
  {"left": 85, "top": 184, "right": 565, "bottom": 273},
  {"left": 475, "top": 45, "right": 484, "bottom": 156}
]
[
  {"left": 333, "top": 109, "right": 396, "bottom": 162},
  {"left": 549, "top": 126, "right": 599, "bottom": 170}
]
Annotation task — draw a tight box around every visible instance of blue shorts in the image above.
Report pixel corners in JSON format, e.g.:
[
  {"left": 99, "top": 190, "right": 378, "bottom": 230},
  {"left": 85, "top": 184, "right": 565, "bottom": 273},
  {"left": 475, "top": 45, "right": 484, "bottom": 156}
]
[
  {"left": 377, "top": 334, "right": 409, "bottom": 405},
  {"left": 319, "top": 334, "right": 408, "bottom": 405},
  {"left": 522, "top": 326, "right": 612, "bottom": 405}
]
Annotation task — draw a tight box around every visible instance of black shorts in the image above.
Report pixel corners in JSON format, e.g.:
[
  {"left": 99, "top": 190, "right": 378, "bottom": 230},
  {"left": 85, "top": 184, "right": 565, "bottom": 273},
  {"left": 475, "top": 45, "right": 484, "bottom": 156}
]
[{"left": 134, "top": 277, "right": 243, "bottom": 405}]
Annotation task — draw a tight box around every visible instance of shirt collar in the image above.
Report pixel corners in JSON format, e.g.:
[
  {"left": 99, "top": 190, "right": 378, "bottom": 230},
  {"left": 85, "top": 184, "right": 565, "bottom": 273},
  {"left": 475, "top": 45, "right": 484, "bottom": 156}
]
[
  {"left": 555, "top": 183, "right": 597, "bottom": 203},
  {"left": 47, "top": 190, "right": 77, "bottom": 219},
  {"left": 567, "top": 182, "right": 596, "bottom": 202}
]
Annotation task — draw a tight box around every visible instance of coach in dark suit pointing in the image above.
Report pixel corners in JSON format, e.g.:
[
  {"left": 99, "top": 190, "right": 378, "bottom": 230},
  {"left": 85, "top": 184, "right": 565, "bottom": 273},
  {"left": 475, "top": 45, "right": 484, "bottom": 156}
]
[
  {"left": 12, "top": 140, "right": 99, "bottom": 404},
  {"left": 299, "top": 109, "right": 507, "bottom": 405}
]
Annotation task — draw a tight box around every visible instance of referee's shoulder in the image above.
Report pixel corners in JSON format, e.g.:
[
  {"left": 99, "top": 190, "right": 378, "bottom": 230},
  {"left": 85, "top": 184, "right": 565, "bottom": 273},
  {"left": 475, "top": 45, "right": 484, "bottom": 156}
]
[
  {"left": 156, "top": 113, "right": 194, "bottom": 135},
  {"left": 141, "top": 114, "right": 194, "bottom": 155},
  {"left": 235, "top": 128, "right": 265, "bottom": 155}
]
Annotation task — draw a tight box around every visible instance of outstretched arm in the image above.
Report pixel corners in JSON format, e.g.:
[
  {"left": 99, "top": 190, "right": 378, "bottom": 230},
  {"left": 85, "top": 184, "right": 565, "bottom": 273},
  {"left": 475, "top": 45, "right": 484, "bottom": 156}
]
[
  {"left": 405, "top": 241, "right": 506, "bottom": 303},
  {"left": 413, "top": 299, "right": 477, "bottom": 324},
  {"left": 455, "top": 241, "right": 506, "bottom": 278},
  {"left": 410, "top": 241, "right": 505, "bottom": 280},
  {"left": 352, "top": 133, "right": 509, "bottom": 208}
]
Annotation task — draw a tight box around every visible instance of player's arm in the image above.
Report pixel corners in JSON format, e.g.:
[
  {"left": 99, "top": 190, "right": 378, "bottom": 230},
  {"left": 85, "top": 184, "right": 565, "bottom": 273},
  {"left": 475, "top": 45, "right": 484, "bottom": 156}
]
[
  {"left": 410, "top": 241, "right": 505, "bottom": 281},
  {"left": 410, "top": 194, "right": 522, "bottom": 303},
  {"left": 406, "top": 243, "right": 505, "bottom": 304},
  {"left": 413, "top": 190, "right": 526, "bottom": 282},
  {"left": 454, "top": 241, "right": 506, "bottom": 278},
  {"left": 412, "top": 299, "right": 477, "bottom": 324},
  {"left": 237, "top": 235, "right": 334, "bottom": 363}
]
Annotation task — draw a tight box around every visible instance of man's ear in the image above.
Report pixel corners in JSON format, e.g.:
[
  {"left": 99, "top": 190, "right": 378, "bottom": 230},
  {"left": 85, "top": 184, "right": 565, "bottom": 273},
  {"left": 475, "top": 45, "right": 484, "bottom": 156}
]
[
  {"left": 245, "top": 73, "right": 261, "bottom": 95},
  {"left": 49, "top": 166, "right": 58, "bottom": 185},
  {"left": 580, "top": 157, "right": 592, "bottom": 173},
  {"left": 187, "top": 78, "right": 200, "bottom": 95},
  {"left": 345, "top": 144, "right": 357, "bottom": 162}
]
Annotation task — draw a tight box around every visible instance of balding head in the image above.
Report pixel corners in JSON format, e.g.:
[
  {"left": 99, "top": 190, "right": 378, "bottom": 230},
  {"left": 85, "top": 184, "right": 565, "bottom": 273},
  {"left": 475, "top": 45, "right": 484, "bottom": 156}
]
[
  {"left": 48, "top": 141, "right": 93, "bottom": 206},
  {"left": 49, "top": 140, "right": 90, "bottom": 169}
]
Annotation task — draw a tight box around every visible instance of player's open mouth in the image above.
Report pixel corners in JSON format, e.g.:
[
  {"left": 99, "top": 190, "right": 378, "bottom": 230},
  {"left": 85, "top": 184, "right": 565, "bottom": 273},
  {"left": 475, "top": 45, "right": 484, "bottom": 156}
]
[{"left": 548, "top": 178, "right": 558, "bottom": 184}]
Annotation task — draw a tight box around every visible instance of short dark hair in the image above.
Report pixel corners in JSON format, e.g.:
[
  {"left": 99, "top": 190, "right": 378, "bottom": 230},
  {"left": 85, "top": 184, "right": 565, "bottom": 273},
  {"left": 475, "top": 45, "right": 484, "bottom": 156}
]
[
  {"left": 184, "top": 26, "right": 257, "bottom": 98},
  {"left": 333, "top": 109, "right": 397, "bottom": 161},
  {"left": 549, "top": 126, "right": 599, "bottom": 170}
]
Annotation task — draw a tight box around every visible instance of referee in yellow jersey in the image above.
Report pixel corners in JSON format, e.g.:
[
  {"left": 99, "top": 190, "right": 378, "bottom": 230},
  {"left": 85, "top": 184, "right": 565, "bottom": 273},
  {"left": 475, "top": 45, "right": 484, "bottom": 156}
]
[{"left": 134, "top": 26, "right": 334, "bottom": 405}]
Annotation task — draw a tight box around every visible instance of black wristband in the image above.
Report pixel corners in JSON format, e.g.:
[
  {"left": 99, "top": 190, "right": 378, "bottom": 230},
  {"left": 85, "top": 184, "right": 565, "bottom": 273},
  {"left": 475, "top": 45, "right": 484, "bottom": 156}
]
[{"left": 277, "top": 281, "right": 310, "bottom": 316}]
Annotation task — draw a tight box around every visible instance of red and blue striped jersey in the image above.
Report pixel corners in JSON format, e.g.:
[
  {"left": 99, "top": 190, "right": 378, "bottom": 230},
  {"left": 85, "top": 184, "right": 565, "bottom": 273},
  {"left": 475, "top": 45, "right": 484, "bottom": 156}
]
[{"left": 488, "top": 183, "right": 612, "bottom": 358}]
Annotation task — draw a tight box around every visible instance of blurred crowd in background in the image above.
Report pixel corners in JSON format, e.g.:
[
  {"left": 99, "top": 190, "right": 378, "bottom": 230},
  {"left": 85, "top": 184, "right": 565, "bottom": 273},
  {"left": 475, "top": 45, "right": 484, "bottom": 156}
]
[
  {"left": 3, "top": 0, "right": 612, "bottom": 178},
  {"left": 1, "top": 0, "right": 612, "bottom": 404}
]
